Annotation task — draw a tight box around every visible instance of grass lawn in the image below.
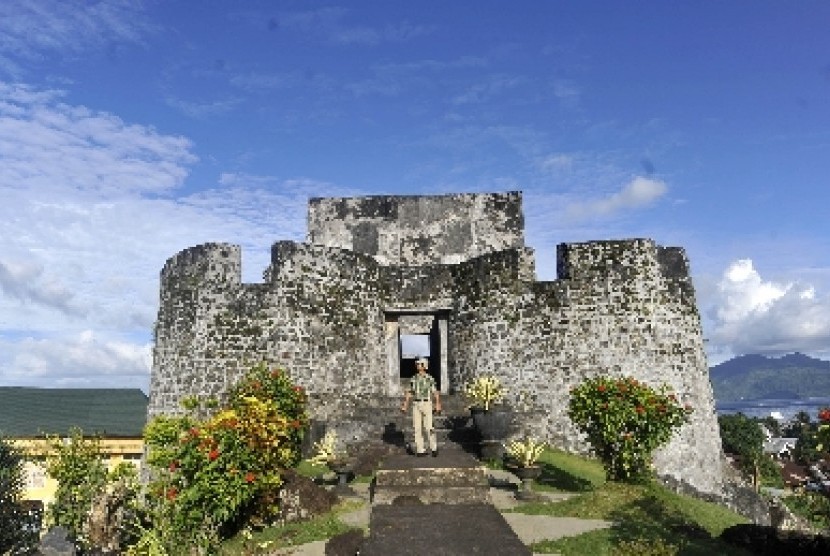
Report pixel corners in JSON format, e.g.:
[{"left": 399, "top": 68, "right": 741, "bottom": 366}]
[
  {"left": 782, "top": 491, "right": 830, "bottom": 530},
  {"left": 220, "top": 498, "right": 365, "bottom": 554},
  {"left": 509, "top": 449, "right": 754, "bottom": 555},
  {"left": 220, "top": 463, "right": 368, "bottom": 554},
  {"left": 220, "top": 448, "right": 755, "bottom": 555}
]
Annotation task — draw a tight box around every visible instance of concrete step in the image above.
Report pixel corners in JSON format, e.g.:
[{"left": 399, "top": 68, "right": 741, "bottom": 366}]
[{"left": 371, "top": 444, "right": 490, "bottom": 505}]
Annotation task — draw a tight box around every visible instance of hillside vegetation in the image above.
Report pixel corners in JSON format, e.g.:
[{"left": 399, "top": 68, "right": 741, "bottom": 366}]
[{"left": 711, "top": 353, "right": 830, "bottom": 401}]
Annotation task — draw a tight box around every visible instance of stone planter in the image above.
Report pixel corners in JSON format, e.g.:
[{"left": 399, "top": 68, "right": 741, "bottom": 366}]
[
  {"left": 510, "top": 465, "right": 542, "bottom": 500},
  {"left": 328, "top": 460, "right": 356, "bottom": 496},
  {"left": 470, "top": 407, "right": 513, "bottom": 461}
]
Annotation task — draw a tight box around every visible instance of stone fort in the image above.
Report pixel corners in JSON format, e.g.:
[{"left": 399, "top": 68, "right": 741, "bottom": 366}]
[{"left": 149, "top": 191, "right": 724, "bottom": 496}]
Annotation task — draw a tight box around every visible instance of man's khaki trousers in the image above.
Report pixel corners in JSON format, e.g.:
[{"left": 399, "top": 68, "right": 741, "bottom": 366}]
[{"left": 412, "top": 400, "right": 437, "bottom": 454}]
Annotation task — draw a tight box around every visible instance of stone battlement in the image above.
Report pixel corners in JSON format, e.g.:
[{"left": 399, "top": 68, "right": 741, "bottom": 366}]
[
  {"left": 307, "top": 191, "right": 524, "bottom": 266},
  {"left": 150, "top": 191, "right": 724, "bottom": 496}
]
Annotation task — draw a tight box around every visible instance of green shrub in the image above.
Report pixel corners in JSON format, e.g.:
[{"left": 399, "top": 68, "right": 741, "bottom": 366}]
[
  {"left": 138, "top": 362, "right": 308, "bottom": 554},
  {"left": 1, "top": 435, "right": 38, "bottom": 554},
  {"left": 718, "top": 413, "right": 767, "bottom": 487},
  {"left": 817, "top": 407, "right": 830, "bottom": 454},
  {"left": 568, "top": 376, "right": 691, "bottom": 483},
  {"left": 42, "top": 430, "right": 142, "bottom": 553},
  {"left": 783, "top": 491, "right": 830, "bottom": 530},
  {"left": 44, "top": 428, "right": 108, "bottom": 550},
  {"left": 616, "top": 537, "right": 679, "bottom": 556}
]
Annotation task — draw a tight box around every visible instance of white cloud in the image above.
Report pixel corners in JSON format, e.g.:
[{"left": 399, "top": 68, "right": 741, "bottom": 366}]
[
  {"left": 0, "top": 0, "right": 152, "bottom": 76},
  {"left": 551, "top": 79, "right": 580, "bottom": 107},
  {"left": 279, "top": 8, "right": 432, "bottom": 46},
  {"left": 229, "top": 72, "right": 304, "bottom": 93},
  {"left": 0, "top": 259, "right": 84, "bottom": 317},
  {"left": 344, "top": 57, "right": 479, "bottom": 98},
  {"left": 452, "top": 75, "right": 525, "bottom": 105},
  {"left": 1, "top": 330, "right": 151, "bottom": 389},
  {"left": 333, "top": 22, "right": 429, "bottom": 46},
  {"left": 0, "top": 82, "right": 349, "bottom": 391},
  {"left": 0, "top": 82, "right": 196, "bottom": 194},
  {"left": 706, "top": 259, "right": 830, "bottom": 358},
  {"left": 715, "top": 259, "right": 789, "bottom": 322},
  {"left": 0, "top": 84, "right": 197, "bottom": 343},
  {"left": 164, "top": 96, "right": 243, "bottom": 119},
  {"left": 564, "top": 176, "right": 667, "bottom": 221},
  {"left": 539, "top": 153, "right": 575, "bottom": 173}
]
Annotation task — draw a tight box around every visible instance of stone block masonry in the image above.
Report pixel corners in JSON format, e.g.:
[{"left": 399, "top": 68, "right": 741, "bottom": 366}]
[
  {"left": 307, "top": 192, "right": 524, "bottom": 266},
  {"left": 150, "top": 191, "right": 724, "bottom": 496}
]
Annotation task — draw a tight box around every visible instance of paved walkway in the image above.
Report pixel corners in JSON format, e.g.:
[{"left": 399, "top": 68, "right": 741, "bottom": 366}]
[{"left": 272, "top": 470, "right": 612, "bottom": 555}]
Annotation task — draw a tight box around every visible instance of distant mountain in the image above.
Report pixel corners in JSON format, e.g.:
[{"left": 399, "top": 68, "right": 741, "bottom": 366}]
[{"left": 710, "top": 353, "right": 830, "bottom": 402}]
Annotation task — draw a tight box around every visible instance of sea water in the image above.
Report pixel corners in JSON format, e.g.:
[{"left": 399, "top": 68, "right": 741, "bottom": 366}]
[{"left": 716, "top": 397, "right": 830, "bottom": 422}]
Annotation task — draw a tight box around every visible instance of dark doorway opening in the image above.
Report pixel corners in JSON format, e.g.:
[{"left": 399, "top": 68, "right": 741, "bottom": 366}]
[{"left": 386, "top": 310, "right": 449, "bottom": 395}]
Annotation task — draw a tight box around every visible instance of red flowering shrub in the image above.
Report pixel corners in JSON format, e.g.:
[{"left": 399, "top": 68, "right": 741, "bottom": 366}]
[
  {"left": 568, "top": 376, "right": 692, "bottom": 483},
  {"left": 141, "top": 362, "right": 308, "bottom": 553},
  {"left": 817, "top": 406, "right": 830, "bottom": 455}
]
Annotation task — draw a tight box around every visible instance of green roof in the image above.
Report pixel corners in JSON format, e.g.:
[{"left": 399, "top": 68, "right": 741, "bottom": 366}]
[{"left": 0, "top": 387, "right": 148, "bottom": 438}]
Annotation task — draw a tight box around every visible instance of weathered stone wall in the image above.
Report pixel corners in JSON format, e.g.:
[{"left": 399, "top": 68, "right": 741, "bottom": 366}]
[
  {"left": 446, "top": 239, "right": 723, "bottom": 494},
  {"left": 307, "top": 191, "right": 524, "bottom": 265},
  {"left": 150, "top": 191, "right": 724, "bottom": 496},
  {"left": 151, "top": 241, "right": 390, "bottom": 415},
  {"left": 151, "top": 243, "right": 243, "bottom": 413}
]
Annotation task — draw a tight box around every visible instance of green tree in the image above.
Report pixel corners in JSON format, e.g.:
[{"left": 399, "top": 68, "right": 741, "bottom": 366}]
[
  {"left": 794, "top": 425, "right": 822, "bottom": 464},
  {"left": 794, "top": 410, "right": 812, "bottom": 425},
  {"left": 718, "top": 413, "right": 766, "bottom": 489},
  {"left": 758, "top": 415, "right": 781, "bottom": 437},
  {"left": 0, "top": 435, "right": 35, "bottom": 554},
  {"left": 816, "top": 407, "right": 830, "bottom": 454},
  {"left": 138, "top": 362, "right": 308, "bottom": 554},
  {"left": 568, "top": 376, "right": 691, "bottom": 483},
  {"left": 45, "top": 428, "right": 108, "bottom": 550},
  {"left": 783, "top": 410, "right": 814, "bottom": 439},
  {"left": 810, "top": 407, "right": 830, "bottom": 526}
]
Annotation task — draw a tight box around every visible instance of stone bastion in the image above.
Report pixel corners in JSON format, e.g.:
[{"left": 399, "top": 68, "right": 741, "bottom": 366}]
[{"left": 149, "top": 190, "right": 725, "bottom": 497}]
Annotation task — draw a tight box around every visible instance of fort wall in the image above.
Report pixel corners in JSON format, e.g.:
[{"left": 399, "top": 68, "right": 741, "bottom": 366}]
[
  {"left": 307, "top": 191, "right": 524, "bottom": 265},
  {"left": 150, "top": 191, "right": 723, "bottom": 495}
]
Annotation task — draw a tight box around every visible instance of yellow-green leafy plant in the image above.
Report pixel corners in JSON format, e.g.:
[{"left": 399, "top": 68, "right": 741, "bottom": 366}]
[
  {"left": 816, "top": 407, "right": 830, "bottom": 453},
  {"left": 505, "top": 437, "right": 546, "bottom": 468},
  {"left": 139, "top": 362, "right": 308, "bottom": 554},
  {"left": 306, "top": 431, "right": 346, "bottom": 468},
  {"left": 44, "top": 428, "right": 108, "bottom": 551},
  {"left": 465, "top": 375, "right": 506, "bottom": 411},
  {"left": 616, "top": 538, "right": 679, "bottom": 556}
]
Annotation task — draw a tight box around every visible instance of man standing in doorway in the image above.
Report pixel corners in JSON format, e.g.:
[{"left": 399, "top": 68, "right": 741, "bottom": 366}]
[{"left": 401, "top": 357, "right": 442, "bottom": 457}]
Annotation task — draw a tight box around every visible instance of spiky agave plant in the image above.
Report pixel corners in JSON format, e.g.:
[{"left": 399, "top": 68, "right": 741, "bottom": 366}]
[{"left": 465, "top": 375, "right": 506, "bottom": 411}]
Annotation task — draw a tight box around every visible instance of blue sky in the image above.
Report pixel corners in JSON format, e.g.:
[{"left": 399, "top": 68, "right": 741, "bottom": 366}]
[{"left": 1, "top": 0, "right": 829, "bottom": 392}]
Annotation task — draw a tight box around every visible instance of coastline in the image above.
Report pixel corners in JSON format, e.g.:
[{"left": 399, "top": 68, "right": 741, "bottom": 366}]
[{"left": 715, "top": 396, "right": 830, "bottom": 420}]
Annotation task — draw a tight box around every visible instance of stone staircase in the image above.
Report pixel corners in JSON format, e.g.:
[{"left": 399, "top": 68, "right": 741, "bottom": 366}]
[
  {"left": 436, "top": 393, "right": 479, "bottom": 447},
  {"left": 365, "top": 393, "right": 489, "bottom": 505},
  {"left": 359, "top": 404, "right": 533, "bottom": 556},
  {"left": 371, "top": 443, "right": 491, "bottom": 505}
]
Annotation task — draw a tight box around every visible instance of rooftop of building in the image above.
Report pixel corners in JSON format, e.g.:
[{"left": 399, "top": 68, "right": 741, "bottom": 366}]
[{"left": 0, "top": 387, "right": 148, "bottom": 438}]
